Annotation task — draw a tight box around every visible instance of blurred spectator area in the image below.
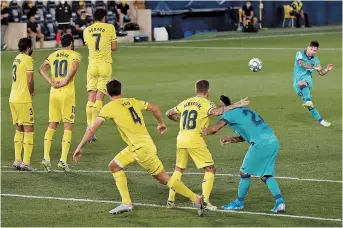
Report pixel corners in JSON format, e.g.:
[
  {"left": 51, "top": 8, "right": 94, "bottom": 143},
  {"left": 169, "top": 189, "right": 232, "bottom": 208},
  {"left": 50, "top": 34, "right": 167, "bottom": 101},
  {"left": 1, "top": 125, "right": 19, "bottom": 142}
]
[{"left": 5, "top": 0, "right": 146, "bottom": 41}]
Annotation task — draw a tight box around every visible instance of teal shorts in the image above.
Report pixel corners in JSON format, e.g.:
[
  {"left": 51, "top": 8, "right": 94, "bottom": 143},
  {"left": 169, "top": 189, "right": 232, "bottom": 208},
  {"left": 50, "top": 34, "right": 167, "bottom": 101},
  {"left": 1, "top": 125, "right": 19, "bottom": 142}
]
[{"left": 240, "top": 140, "right": 280, "bottom": 177}]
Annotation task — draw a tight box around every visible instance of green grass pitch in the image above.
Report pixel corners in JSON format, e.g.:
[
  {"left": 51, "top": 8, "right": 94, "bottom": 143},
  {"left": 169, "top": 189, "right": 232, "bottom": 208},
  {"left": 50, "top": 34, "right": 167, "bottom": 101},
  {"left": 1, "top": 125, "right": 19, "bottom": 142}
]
[{"left": 1, "top": 26, "right": 342, "bottom": 227}]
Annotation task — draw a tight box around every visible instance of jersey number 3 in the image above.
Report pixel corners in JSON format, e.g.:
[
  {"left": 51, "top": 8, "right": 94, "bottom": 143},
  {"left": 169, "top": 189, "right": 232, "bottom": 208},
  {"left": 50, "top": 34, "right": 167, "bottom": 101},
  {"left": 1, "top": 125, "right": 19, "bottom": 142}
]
[
  {"left": 182, "top": 110, "right": 198, "bottom": 130},
  {"left": 92, "top": 33, "right": 101, "bottom": 50},
  {"left": 129, "top": 107, "right": 142, "bottom": 125}
]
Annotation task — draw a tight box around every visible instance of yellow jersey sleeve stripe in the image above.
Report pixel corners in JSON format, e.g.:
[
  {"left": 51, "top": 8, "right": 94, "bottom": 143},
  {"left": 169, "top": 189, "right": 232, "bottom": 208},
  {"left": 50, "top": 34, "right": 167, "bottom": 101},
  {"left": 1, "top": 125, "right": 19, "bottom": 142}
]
[{"left": 27, "top": 69, "right": 34, "bottom": 72}]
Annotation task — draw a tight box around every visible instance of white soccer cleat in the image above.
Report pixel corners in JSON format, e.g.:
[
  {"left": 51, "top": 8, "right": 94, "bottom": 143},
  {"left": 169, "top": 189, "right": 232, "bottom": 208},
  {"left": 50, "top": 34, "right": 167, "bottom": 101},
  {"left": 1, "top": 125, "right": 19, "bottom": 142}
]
[
  {"left": 13, "top": 161, "right": 22, "bottom": 170},
  {"left": 58, "top": 161, "right": 70, "bottom": 172},
  {"left": 42, "top": 159, "right": 52, "bottom": 172},
  {"left": 20, "top": 163, "right": 33, "bottom": 171},
  {"left": 166, "top": 200, "right": 175, "bottom": 209},
  {"left": 193, "top": 195, "right": 205, "bottom": 217},
  {"left": 204, "top": 202, "right": 218, "bottom": 211},
  {"left": 271, "top": 202, "right": 286, "bottom": 213},
  {"left": 319, "top": 120, "right": 331, "bottom": 127},
  {"left": 302, "top": 101, "right": 314, "bottom": 108},
  {"left": 109, "top": 203, "right": 133, "bottom": 215}
]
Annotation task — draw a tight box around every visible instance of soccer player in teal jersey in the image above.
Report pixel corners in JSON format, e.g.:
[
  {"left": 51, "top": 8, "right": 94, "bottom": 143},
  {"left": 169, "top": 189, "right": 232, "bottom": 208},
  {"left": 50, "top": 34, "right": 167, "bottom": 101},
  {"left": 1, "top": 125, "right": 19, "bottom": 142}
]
[
  {"left": 293, "top": 41, "right": 334, "bottom": 127},
  {"left": 202, "top": 95, "right": 285, "bottom": 213}
]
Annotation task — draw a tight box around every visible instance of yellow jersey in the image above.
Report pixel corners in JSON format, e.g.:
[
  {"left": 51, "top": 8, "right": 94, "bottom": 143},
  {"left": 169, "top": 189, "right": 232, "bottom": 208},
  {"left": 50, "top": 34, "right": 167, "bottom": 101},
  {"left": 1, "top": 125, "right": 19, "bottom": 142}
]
[
  {"left": 98, "top": 98, "right": 154, "bottom": 150},
  {"left": 47, "top": 49, "right": 81, "bottom": 92},
  {"left": 9, "top": 53, "right": 34, "bottom": 103},
  {"left": 83, "top": 22, "right": 117, "bottom": 63},
  {"left": 174, "top": 96, "right": 215, "bottom": 148}
]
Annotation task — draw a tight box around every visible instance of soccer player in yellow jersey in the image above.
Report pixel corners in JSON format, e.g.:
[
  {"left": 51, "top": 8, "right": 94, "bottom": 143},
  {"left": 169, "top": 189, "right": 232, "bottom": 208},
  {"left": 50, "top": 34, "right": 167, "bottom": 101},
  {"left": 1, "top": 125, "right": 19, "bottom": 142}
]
[
  {"left": 39, "top": 34, "right": 81, "bottom": 171},
  {"left": 9, "top": 38, "right": 35, "bottom": 171},
  {"left": 166, "top": 80, "right": 249, "bottom": 210},
  {"left": 83, "top": 8, "right": 117, "bottom": 142},
  {"left": 73, "top": 80, "right": 205, "bottom": 216}
]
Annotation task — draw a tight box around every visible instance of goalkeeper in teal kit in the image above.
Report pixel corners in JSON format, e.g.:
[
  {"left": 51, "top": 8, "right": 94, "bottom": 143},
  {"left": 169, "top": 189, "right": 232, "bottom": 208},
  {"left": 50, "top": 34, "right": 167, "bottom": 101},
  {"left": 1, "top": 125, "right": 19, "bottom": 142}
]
[
  {"left": 293, "top": 41, "right": 334, "bottom": 127},
  {"left": 202, "top": 95, "right": 285, "bottom": 213}
]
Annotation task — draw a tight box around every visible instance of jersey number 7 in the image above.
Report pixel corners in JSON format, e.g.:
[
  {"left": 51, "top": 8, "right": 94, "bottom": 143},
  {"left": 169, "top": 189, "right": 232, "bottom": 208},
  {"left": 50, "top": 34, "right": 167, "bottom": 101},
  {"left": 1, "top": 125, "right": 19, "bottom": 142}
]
[{"left": 92, "top": 33, "right": 101, "bottom": 51}]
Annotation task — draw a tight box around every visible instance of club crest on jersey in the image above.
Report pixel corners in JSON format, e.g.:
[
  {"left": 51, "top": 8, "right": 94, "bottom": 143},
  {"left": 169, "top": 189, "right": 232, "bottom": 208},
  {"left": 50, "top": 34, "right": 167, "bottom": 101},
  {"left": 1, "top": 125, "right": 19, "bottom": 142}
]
[{"left": 311, "top": 62, "right": 315, "bottom": 66}]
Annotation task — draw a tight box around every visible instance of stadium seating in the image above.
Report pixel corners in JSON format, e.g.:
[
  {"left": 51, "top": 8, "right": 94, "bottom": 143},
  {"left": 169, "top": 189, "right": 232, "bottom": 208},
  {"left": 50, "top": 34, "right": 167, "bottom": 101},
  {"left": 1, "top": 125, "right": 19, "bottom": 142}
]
[
  {"left": 45, "top": 13, "right": 56, "bottom": 41},
  {"left": 9, "top": 1, "right": 21, "bottom": 22}
]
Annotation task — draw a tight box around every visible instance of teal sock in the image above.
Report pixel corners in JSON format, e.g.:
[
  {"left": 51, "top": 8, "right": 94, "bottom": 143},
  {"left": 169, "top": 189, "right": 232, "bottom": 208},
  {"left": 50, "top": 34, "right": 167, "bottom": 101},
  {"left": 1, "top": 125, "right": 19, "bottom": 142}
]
[
  {"left": 299, "top": 85, "right": 311, "bottom": 102},
  {"left": 307, "top": 106, "right": 323, "bottom": 122},
  {"left": 234, "top": 176, "right": 251, "bottom": 204},
  {"left": 264, "top": 177, "right": 283, "bottom": 203}
]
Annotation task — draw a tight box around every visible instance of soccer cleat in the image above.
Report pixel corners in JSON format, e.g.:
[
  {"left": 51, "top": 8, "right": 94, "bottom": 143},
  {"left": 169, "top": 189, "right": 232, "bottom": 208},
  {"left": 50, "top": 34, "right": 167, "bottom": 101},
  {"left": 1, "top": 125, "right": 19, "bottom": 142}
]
[
  {"left": 319, "top": 120, "right": 331, "bottom": 127},
  {"left": 193, "top": 195, "right": 205, "bottom": 217},
  {"left": 302, "top": 101, "right": 314, "bottom": 108},
  {"left": 13, "top": 161, "right": 22, "bottom": 170},
  {"left": 166, "top": 200, "right": 175, "bottom": 209},
  {"left": 58, "top": 161, "right": 70, "bottom": 172},
  {"left": 91, "top": 134, "right": 97, "bottom": 142},
  {"left": 204, "top": 202, "right": 218, "bottom": 211},
  {"left": 42, "top": 159, "right": 52, "bottom": 172},
  {"left": 20, "top": 163, "right": 33, "bottom": 171},
  {"left": 109, "top": 203, "right": 133, "bottom": 215},
  {"left": 271, "top": 201, "right": 285, "bottom": 213},
  {"left": 221, "top": 201, "right": 244, "bottom": 211}
]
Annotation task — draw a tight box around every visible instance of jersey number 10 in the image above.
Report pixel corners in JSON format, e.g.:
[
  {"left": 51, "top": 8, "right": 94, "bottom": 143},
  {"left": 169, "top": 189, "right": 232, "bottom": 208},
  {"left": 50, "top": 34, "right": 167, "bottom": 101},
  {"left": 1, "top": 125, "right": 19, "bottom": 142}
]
[{"left": 53, "top": 60, "right": 68, "bottom": 77}]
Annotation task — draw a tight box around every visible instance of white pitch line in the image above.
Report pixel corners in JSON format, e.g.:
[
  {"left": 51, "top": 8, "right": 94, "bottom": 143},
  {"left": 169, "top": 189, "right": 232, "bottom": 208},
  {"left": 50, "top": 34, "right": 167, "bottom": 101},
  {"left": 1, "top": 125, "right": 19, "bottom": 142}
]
[
  {"left": 1, "top": 193, "right": 341, "bottom": 222},
  {"left": 1, "top": 167, "right": 341, "bottom": 183},
  {"left": 120, "top": 45, "right": 341, "bottom": 51}
]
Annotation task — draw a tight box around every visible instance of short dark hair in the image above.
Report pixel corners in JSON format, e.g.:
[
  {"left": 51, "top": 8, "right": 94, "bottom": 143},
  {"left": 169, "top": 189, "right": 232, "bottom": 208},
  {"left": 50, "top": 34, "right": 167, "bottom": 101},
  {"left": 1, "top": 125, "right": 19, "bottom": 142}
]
[
  {"left": 93, "top": 8, "right": 107, "bottom": 21},
  {"left": 61, "top": 34, "right": 74, "bottom": 47},
  {"left": 310, "top": 41, "right": 319, "bottom": 48},
  {"left": 18, "top": 37, "right": 32, "bottom": 52},
  {"left": 220, "top": 95, "right": 231, "bottom": 106},
  {"left": 107, "top": 79, "right": 122, "bottom": 96},
  {"left": 196, "top": 80, "right": 210, "bottom": 93}
]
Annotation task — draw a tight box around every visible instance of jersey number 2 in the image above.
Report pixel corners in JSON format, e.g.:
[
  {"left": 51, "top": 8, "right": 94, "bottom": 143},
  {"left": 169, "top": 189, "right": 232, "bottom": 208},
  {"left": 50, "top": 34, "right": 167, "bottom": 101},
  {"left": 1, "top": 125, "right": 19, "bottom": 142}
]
[
  {"left": 92, "top": 33, "right": 101, "bottom": 50},
  {"left": 129, "top": 107, "right": 142, "bottom": 125},
  {"left": 53, "top": 60, "right": 68, "bottom": 77},
  {"left": 182, "top": 110, "right": 198, "bottom": 130},
  {"left": 242, "top": 108, "right": 264, "bottom": 126}
]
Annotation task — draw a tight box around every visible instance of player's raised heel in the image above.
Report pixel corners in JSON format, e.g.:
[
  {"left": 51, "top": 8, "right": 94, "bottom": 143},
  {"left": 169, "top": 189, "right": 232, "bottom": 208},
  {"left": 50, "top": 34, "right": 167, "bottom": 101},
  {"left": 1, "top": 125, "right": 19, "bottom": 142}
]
[
  {"left": 271, "top": 201, "right": 285, "bottom": 213},
  {"left": 109, "top": 203, "right": 133, "bottom": 215},
  {"left": 302, "top": 101, "right": 314, "bottom": 108},
  {"left": 58, "top": 161, "right": 70, "bottom": 172},
  {"left": 13, "top": 161, "right": 22, "bottom": 170},
  {"left": 319, "top": 120, "right": 331, "bottom": 127},
  {"left": 166, "top": 200, "right": 175, "bottom": 209},
  {"left": 221, "top": 201, "right": 244, "bottom": 211},
  {"left": 193, "top": 195, "right": 205, "bottom": 217},
  {"left": 42, "top": 159, "right": 52, "bottom": 172},
  {"left": 204, "top": 202, "right": 217, "bottom": 211}
]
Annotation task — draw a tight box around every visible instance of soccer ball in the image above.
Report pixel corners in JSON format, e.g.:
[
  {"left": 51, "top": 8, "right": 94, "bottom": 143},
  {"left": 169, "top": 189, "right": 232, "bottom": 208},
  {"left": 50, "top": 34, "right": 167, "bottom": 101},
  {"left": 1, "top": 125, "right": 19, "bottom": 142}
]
[{"left": 248, "top": 58, "right": 263, "bottom": 72}]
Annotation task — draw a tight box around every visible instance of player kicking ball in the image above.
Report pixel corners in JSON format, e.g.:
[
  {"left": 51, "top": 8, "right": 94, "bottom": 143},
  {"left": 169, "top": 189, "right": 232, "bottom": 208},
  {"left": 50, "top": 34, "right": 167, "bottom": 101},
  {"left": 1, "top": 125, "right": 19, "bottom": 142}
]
[
  {"left": 39, "top": 34, "right": 81, "bottom": 171},
  {"left": 293, "top": 41, "right": 334, "bottom": 127},
  {"left": 73, "top": 80, "right": 205, "bottom": 216},
  {"left": 202, "top": 95, "right": 285, "bottom": 213}
]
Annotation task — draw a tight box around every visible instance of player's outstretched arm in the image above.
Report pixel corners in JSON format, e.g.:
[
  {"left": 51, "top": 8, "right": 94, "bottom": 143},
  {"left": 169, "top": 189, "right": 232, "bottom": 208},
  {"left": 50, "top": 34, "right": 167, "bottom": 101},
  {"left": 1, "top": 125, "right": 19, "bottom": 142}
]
[
  {"left": 202, "top": 120, "right": 227, "bottom": 136},
  {"left": 166, "top": 108, "right": 180, "bottom": 122},
  {"left": 56, "top": 60, "right": 80, "bottom": 88},
  {"left": 298, "top": 60, "right": 318, "bottom": 70},
  {"left": 39, "top": 60, "right": 55, "bottom": 87},
  {"left": 73, "top": 118, "right": 104, "bottom": 162},
  {"left": 317, "top": 64, "right": 334, "bottom": 76},
  {"left": 210, "top": 97, "right": 250, "bottom": 116},
  {"left": 27, "top": 71, "right": 34, "bottom": 96},
  {"left": 220, "top": 136, "right": 245, "bottom": 145},
  {"left": 147, "top": 103, "right": 167, "bottom": 134}
]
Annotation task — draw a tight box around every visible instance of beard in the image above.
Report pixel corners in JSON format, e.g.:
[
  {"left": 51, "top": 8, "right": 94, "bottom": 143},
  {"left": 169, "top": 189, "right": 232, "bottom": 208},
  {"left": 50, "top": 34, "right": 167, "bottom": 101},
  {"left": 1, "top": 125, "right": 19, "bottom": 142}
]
[{"left": 28, "top": 49, "right": 33, "bottom": 56}]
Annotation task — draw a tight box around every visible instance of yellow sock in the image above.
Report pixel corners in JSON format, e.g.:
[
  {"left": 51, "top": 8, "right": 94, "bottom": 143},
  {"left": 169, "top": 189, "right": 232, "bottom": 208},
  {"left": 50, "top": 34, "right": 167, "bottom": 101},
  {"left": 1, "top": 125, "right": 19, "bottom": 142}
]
[
  {"left": 202, "top": 172, "right": 215, "bottom": 203},
  {"left": 44, "top": 127, "right": 55, "bottom": 161},
  {"left": 60, "top": 130, "right": 72, "bottom": 163},
  {"left": 168, "top": 171, "right": 183, "bottom": 202},
  {"left": 23, "top": 132, "right": 34, "bottom": 165},
  {"left": 86, "top": 101, "right": 94, "bottom": 127},
  {"left": 14, "top": 130, "right": 24, "bottom": 162},
  {"left": 167, "top": 176, "right": 197, "bottom": 202},
  {"left": 92, "top": 100, "right": 103, "bottom": 124},
  {"left": 112, "top": 171, "right": 132, "bottom": 205}
]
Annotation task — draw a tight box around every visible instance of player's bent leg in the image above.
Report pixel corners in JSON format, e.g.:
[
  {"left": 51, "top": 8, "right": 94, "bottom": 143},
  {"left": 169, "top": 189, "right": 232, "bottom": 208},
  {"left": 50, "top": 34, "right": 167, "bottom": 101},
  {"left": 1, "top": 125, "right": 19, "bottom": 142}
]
[
  {"left": 42, "top": 122, "right": 58, "bottom": 171},
  {"left": 13, "top": 125, "right": 24, "bottom": 169},
  {"left": 261, "top": 175, "right": 285, "bottom": 213},
  {"left": 86, "top": 90, "right": 96, "bottom": 128},
  {"left": 203, "top": 165, "right": 217, "bottom": 210},
  {"left": 167, "top": 166, "right": 185, "bottom": 208},
  {"left": 222, "top": 172, "right": 250, "bottom": 211},
  {"left": 21, "top": 124, "right": 34, "bottom": 171},
  {"left": 297, "top": 81, "right": 313, "bottom": 107},
  {"left": 92, "top": 91, "right": 105, "bottom": 123},
  {"left": 108, "top": 161, "right": 133, "bottom": 215},
  {"left": 57, "top": 123, "right": 72, "bottom": 172}
]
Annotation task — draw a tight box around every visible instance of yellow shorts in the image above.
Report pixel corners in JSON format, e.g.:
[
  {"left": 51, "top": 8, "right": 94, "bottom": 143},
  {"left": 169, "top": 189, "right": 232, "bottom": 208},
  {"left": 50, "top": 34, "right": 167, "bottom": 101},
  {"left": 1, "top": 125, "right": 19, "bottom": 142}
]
[
  {"left": 113, "top": 144, "right": 164, "bottom": 176},
  {"left": 87, "top": 61, "right": 112, "bottom": 94},
  {"left": 9, "top": 102, "right": 34, "bottom": 126},
  {"left": 176, "top": 147, "right": 214, "bottom": 169},
  {"left": 49, "top": 89, "right": 75, "bottom": 123}
]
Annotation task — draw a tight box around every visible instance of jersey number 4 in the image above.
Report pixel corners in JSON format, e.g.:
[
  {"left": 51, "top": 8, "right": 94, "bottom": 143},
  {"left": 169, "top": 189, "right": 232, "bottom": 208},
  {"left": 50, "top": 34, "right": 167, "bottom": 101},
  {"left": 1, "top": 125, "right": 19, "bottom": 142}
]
[
  {"left": 129, "top": 107, "right": 142, "bottom": 125},
  {"left": 92, "top": 33, "right": 101, "bottom": 50},
  {"left": 182, "top": 110, "right": 198, "bottom": 130},
  {"left": 53, "top": 60, "right": 68, "bottom": 77}
]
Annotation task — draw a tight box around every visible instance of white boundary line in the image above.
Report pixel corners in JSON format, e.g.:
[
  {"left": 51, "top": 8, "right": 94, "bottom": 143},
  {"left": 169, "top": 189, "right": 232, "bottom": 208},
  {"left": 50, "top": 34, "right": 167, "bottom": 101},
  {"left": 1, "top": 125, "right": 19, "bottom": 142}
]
[
  {"left": 1, "top": 167, "right": 341, "bottom": 183},
  {"left": 1, "top": 193, "right": 341, "bottom": 222},
  {"left": 1, "top": 31, "right": 341, "bottom": 54}
]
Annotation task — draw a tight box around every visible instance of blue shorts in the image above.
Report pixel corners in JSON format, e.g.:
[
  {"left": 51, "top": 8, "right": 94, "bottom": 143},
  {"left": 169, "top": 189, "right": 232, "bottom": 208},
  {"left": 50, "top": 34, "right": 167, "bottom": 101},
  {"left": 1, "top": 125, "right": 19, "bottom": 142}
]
[
  {"left": 293, "top": 83, "right": 312, "bottom": 101},
  {"left": 240, "top": 141, "right": 280, "bottom": 177}
]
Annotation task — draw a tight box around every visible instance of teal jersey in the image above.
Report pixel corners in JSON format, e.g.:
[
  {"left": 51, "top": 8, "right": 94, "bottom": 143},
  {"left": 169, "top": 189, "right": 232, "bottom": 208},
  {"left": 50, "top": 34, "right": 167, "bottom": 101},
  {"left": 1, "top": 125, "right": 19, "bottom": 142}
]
[
  {"left": 293, "top": 50, "right": 320, "bottom": 87},
  {"left": 220, "top": 107, "right": 277, "bottom": 146}
]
